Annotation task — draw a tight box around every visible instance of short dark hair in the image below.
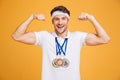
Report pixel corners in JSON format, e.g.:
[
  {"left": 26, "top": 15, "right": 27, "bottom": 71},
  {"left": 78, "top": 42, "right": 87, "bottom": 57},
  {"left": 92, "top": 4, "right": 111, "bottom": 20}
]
[{"left": 50, "top": 5, "right": 70, "bottom": 16}]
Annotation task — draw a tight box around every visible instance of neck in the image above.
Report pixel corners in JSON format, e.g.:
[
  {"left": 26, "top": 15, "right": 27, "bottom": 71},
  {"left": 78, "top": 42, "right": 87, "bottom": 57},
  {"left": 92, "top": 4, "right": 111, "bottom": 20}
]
[{"left": 56, "top": 30, "right": 68, "bottom": 38}]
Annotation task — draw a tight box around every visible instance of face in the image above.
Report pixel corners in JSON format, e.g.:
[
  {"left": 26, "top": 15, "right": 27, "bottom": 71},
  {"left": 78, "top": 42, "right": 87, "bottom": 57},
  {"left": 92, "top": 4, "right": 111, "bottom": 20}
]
[{"left": 52, "top": 15, "right": 69, "bottom": 35}]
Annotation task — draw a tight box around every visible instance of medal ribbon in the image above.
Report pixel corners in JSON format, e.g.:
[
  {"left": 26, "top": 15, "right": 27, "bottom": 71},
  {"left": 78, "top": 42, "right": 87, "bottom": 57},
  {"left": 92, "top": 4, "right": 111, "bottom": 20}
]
[{"left": 55, "top": 37, "right": 68, "bottom": 56}]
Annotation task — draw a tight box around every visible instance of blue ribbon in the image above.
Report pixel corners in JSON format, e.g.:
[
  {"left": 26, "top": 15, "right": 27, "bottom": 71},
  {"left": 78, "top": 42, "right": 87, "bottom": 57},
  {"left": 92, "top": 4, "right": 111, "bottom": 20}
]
[{"left": 55, "top": 37, "right": 68, "bottom": 56}]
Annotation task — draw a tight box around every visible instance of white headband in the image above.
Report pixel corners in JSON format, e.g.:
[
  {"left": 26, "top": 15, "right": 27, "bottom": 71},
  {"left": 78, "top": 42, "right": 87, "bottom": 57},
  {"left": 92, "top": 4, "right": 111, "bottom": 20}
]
[{"left": 51, "top": 11, "right": 70, "bottom": 19}]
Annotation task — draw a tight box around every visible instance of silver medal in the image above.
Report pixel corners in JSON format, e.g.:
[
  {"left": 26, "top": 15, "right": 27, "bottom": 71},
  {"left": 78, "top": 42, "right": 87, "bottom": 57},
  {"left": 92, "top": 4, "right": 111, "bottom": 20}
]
[{"left": 63, "top": 58, "right": 70, "bottom": 68}]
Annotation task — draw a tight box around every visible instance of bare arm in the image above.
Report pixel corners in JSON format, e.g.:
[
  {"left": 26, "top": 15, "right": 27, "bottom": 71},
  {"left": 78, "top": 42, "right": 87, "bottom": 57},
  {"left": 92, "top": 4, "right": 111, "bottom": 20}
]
[
  {"left": 78, "top": 12, "right": 110, "bottom": 46},
  {"left": 12, "top": 14, "right": 45, "bottom": 44}
]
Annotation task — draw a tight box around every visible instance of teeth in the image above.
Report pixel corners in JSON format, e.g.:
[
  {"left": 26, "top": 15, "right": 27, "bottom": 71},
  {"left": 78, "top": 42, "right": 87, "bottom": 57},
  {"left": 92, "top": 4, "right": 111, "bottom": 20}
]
[
  {"left": 58, "top": 27, "right": 62, "bottom": 28},
  {"left": 57, "top": 25, "right": 64, "bottom": 28}
]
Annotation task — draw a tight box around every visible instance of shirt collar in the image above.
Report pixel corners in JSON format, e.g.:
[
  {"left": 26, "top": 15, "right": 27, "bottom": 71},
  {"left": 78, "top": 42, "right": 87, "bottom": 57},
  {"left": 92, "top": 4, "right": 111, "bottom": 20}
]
[{"left": 52, "top": 30, "right": 71, "bottom": 38}]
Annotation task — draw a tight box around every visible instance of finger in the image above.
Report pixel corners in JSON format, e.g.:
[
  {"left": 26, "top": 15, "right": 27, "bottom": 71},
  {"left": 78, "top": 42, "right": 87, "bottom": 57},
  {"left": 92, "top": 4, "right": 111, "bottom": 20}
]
[
  {"left": 78, "top": 15, "right": 86, "bottom": 20},
  {"left": 37, "top": 15, "right": 46, "bottom": 20}
]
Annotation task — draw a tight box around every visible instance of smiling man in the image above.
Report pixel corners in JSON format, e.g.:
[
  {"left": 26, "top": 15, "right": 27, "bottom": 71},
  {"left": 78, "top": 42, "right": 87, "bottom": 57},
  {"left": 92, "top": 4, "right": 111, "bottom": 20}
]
[{"left": 12, "top": 5, "right": 110, "bottom": 80}]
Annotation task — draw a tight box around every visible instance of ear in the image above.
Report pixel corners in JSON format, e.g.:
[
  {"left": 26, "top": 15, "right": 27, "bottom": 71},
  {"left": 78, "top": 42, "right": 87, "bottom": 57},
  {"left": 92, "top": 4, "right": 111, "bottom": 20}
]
[{"left": 67, "top": 18, "right": 69, "bottom": 21}]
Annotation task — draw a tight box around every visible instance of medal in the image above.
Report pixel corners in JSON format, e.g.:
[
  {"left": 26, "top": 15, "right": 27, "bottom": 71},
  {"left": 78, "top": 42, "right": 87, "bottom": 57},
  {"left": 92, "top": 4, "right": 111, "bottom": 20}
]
[
  {"left": 52, "top": 37, "right": 70, "bottom": 68},
  {"left": 52, "top": 58, "right": 63, "bottom": 68},
  {"left": 63, "top": 58, "right": 70, "bottom": 68},
  {"left": 52, "top": 58, "right": 70, "bottom": 68}
]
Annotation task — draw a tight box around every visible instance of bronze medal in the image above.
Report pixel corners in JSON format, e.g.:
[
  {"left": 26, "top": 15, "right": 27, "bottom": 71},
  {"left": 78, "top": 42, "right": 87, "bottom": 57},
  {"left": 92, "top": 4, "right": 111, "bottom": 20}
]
[{"left": 52, "top": 58, "right": 59, "bottom": 68}]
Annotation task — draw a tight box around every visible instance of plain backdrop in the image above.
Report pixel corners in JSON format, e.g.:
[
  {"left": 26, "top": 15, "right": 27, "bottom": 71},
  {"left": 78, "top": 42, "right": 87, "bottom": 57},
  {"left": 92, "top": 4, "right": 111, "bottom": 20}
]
[{"left": 0, "top": 0, "right": 120, "bottom": 80}]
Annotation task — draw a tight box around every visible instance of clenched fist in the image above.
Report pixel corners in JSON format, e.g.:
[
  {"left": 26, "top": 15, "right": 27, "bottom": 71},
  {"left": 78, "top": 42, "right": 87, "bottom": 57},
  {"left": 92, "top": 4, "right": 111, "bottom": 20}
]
[
  {"left": 32, "top": 14, "right": 45, "bottom": 21},
  {"left": 78, "top": 12, "right": 94, "bottom": 21}
]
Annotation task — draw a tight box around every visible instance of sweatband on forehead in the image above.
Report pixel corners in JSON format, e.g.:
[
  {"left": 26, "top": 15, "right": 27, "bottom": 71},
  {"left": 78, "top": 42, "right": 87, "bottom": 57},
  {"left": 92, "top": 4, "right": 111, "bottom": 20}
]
[{"left": 51, "top": 11, "right": 70, "bottom": 19}]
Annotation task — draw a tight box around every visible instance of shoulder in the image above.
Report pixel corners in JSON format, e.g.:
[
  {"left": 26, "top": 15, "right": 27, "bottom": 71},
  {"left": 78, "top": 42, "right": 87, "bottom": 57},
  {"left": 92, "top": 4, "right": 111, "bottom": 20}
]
[
  {"left": 34, "top": 31, "right": 53, "bottom": 45},
  {"left": 34, "top": 31, "right": 54, "bottom": 39},
  {"left": 34, "top": 31, "right": 49, "bottom": 34},
  {"left": 34, "top": 31, "right": 52, "bottom": 36},
  {"left": 71, "top": 31, "right": 88, "bottom": 42},
  {"left": 71, "top": 31, "right": 88, "bottom": 36}
]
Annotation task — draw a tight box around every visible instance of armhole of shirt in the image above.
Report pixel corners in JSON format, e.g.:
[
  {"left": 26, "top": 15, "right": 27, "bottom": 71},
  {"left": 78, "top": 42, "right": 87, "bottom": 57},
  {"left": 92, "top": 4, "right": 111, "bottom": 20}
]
[
  {"left": 75, "top": 31, "right": 88, "bottom": 46},
  {"left": 34, "top": 31, "right": 49, "bottom": 46},
  {"left": 83, "top": 33, "right": 88, "bottom": 46},
  {"left": 34, "top": 32, "right": 39, "bottom": 45}
]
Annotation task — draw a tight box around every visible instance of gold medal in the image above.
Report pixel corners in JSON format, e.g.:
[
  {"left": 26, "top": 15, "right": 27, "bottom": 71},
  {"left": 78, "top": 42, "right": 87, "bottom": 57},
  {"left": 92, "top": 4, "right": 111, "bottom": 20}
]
[
  {"left": 52, "top": 58, "right": 63, "bottom": 68},
  {"left": 57, "top": 58, "right": 63, "bottom": 66}
]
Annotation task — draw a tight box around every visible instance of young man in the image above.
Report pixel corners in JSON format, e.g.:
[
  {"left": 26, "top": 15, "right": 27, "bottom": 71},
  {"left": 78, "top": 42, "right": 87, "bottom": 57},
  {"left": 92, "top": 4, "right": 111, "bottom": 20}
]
[{"left": 12, "top": 6, "right": 110, "bottom": 80}]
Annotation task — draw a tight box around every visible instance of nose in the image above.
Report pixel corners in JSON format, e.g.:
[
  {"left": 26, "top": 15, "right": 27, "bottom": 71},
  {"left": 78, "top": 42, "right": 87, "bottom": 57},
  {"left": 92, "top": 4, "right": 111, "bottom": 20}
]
[{"left": 58, "top": 19, "right": 62, "bottom": 25}]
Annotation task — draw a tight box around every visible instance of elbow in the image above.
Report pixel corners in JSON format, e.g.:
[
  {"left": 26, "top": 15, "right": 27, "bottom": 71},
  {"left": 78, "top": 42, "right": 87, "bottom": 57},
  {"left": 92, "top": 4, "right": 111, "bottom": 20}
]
[
  {"left": 12, "top": 33, "right": 20, "bottom": 41},
  {"left": 103, "top": 37, "right": 111, "bottom": 44}
]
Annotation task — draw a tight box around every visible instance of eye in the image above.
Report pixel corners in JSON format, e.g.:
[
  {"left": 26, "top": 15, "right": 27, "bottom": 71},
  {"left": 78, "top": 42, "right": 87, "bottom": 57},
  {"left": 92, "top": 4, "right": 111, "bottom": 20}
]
[
  {"left": 54, "top": 17, "right": 59, "bottom": 21},
  {"left": 62, "top": 17, "right": 67, "bottom": 20}
]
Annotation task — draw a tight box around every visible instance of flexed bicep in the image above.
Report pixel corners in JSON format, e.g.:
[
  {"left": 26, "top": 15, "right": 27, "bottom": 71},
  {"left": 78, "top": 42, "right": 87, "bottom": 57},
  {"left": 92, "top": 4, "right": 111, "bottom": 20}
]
[
  {"left": 85, "top": 33, "right": 109, "bottom": 46},
  {"left": 12, "top": 14, "right": 46, "bottom": 45},
  {"left": 12, "top": 32, "right": 36, "bottom": 45}
]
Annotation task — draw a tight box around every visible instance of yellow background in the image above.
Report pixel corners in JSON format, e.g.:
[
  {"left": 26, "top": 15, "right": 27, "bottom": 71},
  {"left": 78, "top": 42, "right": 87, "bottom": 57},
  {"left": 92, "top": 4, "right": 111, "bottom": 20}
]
[{"left": 0, "top": 0, "right": 120, "bottom": 80}]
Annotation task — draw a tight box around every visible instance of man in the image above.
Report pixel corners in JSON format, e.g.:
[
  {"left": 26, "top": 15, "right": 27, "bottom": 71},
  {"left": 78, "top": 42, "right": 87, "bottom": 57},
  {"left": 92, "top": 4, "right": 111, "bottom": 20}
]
[{"left": 12, "top": 5, "right": 110, "bottom": 80}]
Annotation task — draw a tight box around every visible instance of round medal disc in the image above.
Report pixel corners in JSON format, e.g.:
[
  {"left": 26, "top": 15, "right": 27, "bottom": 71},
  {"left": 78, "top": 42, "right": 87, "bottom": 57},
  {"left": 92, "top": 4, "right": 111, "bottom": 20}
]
[
  {"left": 57, "top": 58, "right": 63, "bottom": 66},
  {"left": 52, "top": 58, "right": 64, "bottom": 68},
  {"left": 63, "top": 58, "right": 70, "bottom": 68},
  {"left": 52, "top": 58, "right": 59, "bottom": 68}
]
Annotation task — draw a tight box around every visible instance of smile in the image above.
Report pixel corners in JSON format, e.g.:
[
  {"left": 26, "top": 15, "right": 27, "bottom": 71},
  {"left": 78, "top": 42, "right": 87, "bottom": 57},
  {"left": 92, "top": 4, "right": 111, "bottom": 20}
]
[{"left": 57, "top": 25, "right": 64, "bottom": 28}]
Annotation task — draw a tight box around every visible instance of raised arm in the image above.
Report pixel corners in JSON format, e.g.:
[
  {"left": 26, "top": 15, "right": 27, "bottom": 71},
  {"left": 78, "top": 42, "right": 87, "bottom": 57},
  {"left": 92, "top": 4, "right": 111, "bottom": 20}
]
[
  {"left": 12, "top": 14, "right": 45, "bottom": 44},
  {"left": 78, "top": 12, "right": 110, "bottom": 46}
]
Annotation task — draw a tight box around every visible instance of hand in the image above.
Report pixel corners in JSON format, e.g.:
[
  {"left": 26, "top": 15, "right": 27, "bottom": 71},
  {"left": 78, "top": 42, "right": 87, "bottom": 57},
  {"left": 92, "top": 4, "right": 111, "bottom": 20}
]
[
  {"left": 32, "top": 14, "right": 45, "bottom": 21},
  {"left": 78, "top": 12, "right": 94, "bottom": 21}
]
